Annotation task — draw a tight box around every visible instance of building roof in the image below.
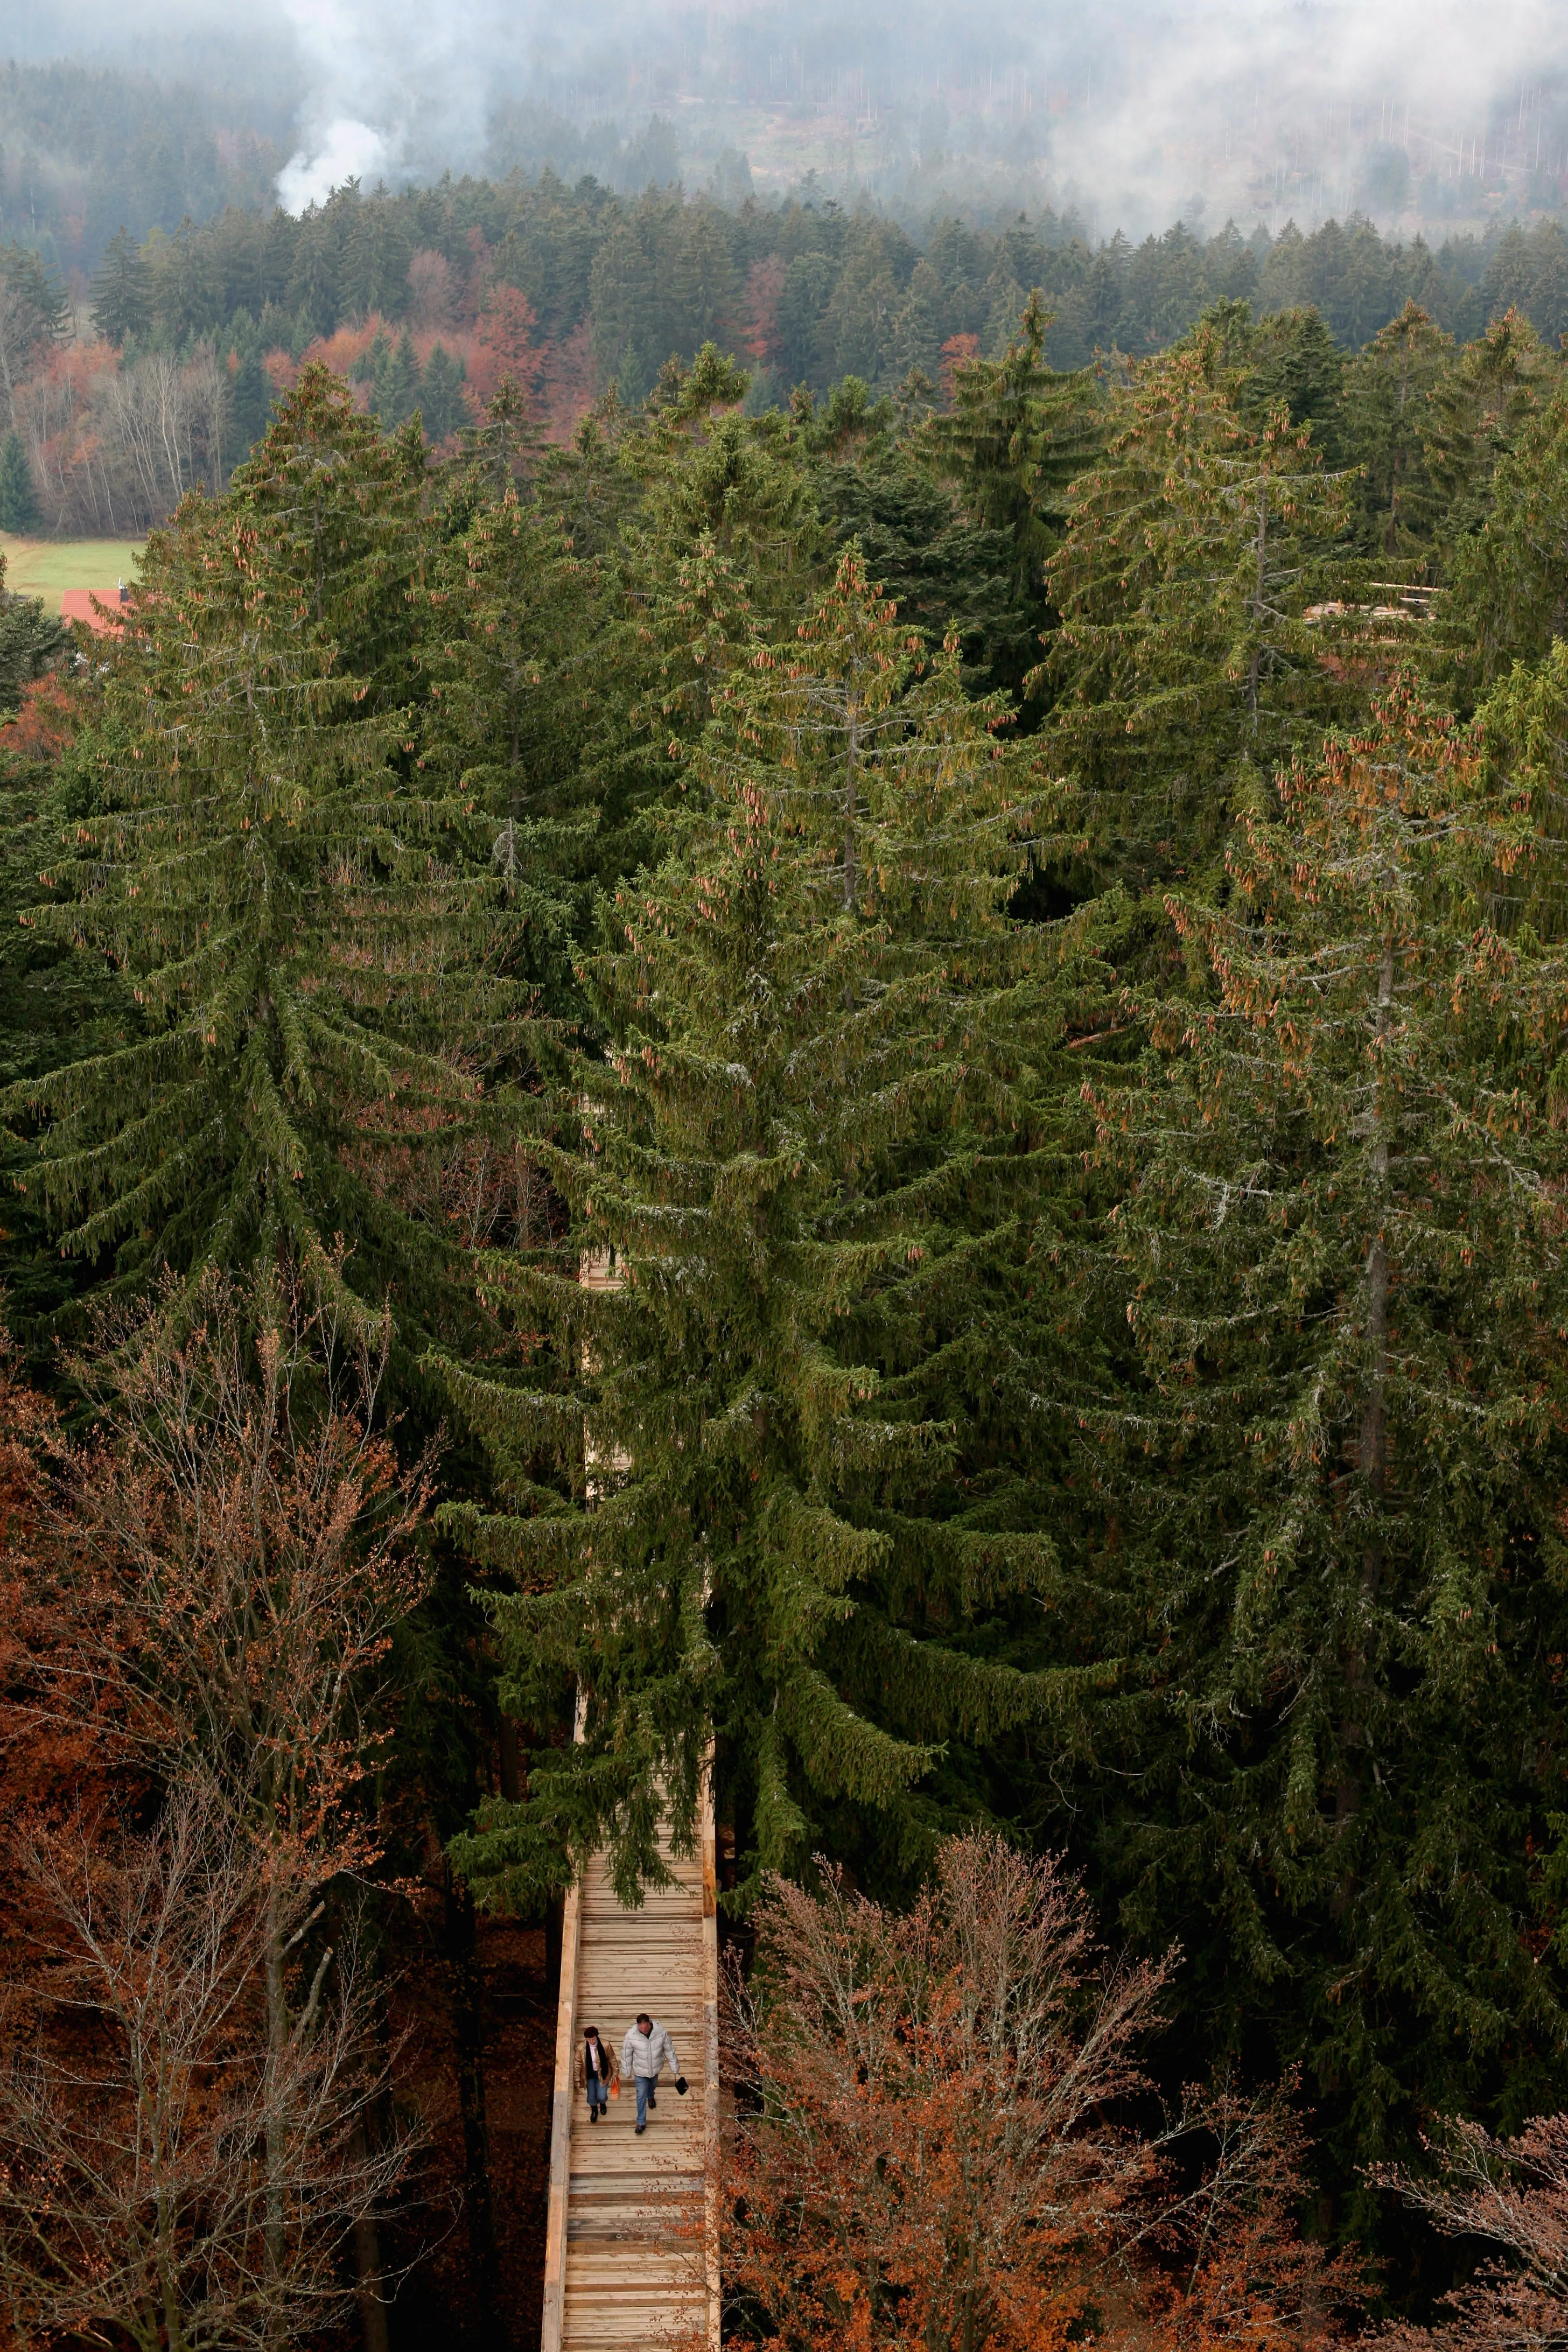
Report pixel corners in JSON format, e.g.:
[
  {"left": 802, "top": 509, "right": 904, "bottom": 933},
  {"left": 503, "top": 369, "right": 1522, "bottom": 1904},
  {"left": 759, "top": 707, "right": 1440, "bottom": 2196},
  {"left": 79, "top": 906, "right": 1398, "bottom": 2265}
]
[{"left": 60, "top": 587, "right": 127, "bottom": 634}]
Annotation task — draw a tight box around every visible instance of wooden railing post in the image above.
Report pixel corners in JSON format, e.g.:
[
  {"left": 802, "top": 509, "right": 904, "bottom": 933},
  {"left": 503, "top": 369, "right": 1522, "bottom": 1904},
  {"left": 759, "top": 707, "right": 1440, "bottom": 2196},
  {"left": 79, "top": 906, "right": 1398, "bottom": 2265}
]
[
  {"left": 540, "top": 1689, "right": 586, "bottom": 2352},
  {"left": 702, "top": 1744, "right": 721, "bottom": 2351}
]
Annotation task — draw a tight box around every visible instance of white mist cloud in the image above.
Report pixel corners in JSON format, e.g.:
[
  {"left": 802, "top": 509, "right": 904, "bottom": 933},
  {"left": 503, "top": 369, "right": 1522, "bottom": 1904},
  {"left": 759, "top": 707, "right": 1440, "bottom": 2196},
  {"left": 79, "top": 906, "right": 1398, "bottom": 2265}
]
[
  {"left": 271, "top": 0, "right": 517, "bottom": 209},
  {"left": 276, "top": 115, "right": 391, "bottom": 212},
  {"left": 1032, "top": 0, "right": 1568, "bottom": 232},
  {"left": 22, "top": 0, "right": 1568, "bottom": 229}
]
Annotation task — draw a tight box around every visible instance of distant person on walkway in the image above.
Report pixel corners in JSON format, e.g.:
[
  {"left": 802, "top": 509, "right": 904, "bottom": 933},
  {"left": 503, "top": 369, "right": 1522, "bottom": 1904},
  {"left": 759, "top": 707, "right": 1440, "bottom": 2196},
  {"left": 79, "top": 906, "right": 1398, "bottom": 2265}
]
[
  {"left": 622, "top": 2011, "right": 680, "bottom": 2133},
  {"left": 575, "top": 2025, "right": 617, "bottom": 2123}
]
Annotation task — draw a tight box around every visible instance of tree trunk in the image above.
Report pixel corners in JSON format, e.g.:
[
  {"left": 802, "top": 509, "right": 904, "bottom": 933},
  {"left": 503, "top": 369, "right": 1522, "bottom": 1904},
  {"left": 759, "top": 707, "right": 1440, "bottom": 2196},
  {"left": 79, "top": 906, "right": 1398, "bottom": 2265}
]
[
  {"left": 1247, "top": 485, "right": 1266, "bottom": 724},
  {"left": 443, "top": 1863, "right": 502, "bottom": 2327},
  {"left": 1335, "top": 930, "right": 1395, "bottom": 1858},
  {"left": 351, "top": 2128, "right": 391, "bottom": 2352},
  {"left": 263, "top": 1873, "right": 288, "bottom": 2309},
  {"left": 843, "top": 681, "right": 859, "bottom": 912},
  {"left": 1359, "top": 929, "right": 1394, "bottom": 1607}
]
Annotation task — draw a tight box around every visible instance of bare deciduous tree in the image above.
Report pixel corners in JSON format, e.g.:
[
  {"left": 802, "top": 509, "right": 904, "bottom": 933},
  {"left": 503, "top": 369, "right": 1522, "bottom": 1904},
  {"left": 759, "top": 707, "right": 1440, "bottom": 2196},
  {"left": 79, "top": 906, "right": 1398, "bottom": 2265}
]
[
  {"left": 5, "top": 1269, "right": 434, "bottom": 2346},
  {"left": 1145, "top": 2074, "right": 1364, "bottom": 2348},
  {"left": 0, "top": 1777, "right": 419, "bottom": 2352},
  {"left": 1375, "top": 2112, "right": 1568, "bottom": 2350},
  {"left": 51, "top": 1269, "right": 431, "bottom": 1868},
  {"left": 723, "top": 1832, "right": 1173, "bottom": 2352},
  {"left": 19, "top": 342, "right": 232, "bottom": 532}
]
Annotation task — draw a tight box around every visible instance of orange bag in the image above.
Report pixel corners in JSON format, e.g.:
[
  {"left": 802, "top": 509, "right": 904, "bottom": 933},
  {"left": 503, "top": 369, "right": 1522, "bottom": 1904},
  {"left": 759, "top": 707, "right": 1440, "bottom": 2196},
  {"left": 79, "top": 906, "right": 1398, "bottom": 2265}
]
[{"left": 610, "top": 2077, "right": 620, "bottom": 2098}]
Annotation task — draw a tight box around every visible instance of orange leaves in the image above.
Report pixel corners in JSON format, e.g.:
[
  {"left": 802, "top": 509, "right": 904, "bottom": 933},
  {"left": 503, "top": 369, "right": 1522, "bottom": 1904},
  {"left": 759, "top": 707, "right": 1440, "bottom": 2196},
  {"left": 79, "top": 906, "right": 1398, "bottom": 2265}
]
[
  {"left": 0, "top": 674, "right": 79, "bottom": 762},
  {"left": 723, "top": 1837, "right": 1170, "bottom": 2352},
  {"left": 468, "top": 283, "right": 544, "bottom": 413},
  {"left": 1144, "top": 2078, "right": 1364, "bottom": 2352}
]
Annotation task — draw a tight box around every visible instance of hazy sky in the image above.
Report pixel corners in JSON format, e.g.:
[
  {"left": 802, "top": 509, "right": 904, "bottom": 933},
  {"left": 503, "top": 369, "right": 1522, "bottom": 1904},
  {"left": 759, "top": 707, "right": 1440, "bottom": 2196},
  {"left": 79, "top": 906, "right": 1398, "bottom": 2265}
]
[{"left": 13, "top": 0, "right": 1568, "bottom": 224}]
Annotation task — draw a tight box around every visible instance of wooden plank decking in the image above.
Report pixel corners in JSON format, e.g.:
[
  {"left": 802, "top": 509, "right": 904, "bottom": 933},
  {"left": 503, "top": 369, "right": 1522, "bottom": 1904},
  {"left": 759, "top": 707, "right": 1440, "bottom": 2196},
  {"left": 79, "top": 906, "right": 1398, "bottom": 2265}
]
[{"left": 541, "top": 1792, "right": 720, "bottom": 2352}]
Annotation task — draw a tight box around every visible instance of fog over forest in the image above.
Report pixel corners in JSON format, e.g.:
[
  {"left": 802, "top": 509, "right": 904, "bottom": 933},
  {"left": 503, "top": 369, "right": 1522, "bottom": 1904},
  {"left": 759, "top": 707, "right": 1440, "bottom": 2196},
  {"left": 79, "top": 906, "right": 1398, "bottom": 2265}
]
[{"left": 6, "top": 0, "right": 1568, "bottom": 237}]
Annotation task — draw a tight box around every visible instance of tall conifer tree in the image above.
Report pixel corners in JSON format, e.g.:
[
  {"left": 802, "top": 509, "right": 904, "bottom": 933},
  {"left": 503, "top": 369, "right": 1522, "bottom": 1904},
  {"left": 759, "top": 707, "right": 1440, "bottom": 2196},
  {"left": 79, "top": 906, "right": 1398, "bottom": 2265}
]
[
  {"left": 1340, "top": 299, "right": 1453, "bottom": 561},
  {"left": 1080, "top": 678, "right": 1568, "bottom": 2166},
  {"left": 444, "top": 547, "right": 1109, "bottom": 1906},
  {"left": 3, "top": 368, "right": 534, "bottom": 1344},
  {"left": 927, "top": 290, "right": 1102, "bottom": 611},
  {"left": 1043, "top": 312, "right": 1353, "bottom": 897},
  {"left": 1440, "top": 376, "right": 1568, "bottom": 701},
  {"left": 925, "top": 290, "right": 1102, "bottom": 705}
]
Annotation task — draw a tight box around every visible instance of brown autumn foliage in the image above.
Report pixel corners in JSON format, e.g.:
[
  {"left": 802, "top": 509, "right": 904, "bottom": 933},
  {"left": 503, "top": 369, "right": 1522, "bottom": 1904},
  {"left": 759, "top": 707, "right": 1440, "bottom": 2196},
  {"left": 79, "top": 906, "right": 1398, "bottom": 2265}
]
[
  {"left": 721, "top": 1832, "right": 1172, "bottom": 2352},
  {"left": 0, "top": 1774, "right": 420, "bottom": 2352},
  {"left": 718, "top": 1836, "right": 1363, "bottom": 2352},
  {"left": 0, "top": 1277, "right": 441, "bottom": 2350},
  {"left": 468, "top": 284, "right": 545, "bottom": 414},
  {"left": 0, "top": 675, "right": 79, "bottom": 762},
  {"left": 0, "top": 1324, "right": 116, "bottom": 1959},
  {"left": 0, "top": 1324, "right": 62, "bottom": 1728},
  {"left": 1144, "top": 2076, "right": 1364, "bottom": 2350},
  {"left": 743, "top": 255, "right": 787, "bottom": 372},
  {"left": 25, "top": 1268, "right": 434, "bottom": 1886},
  {"left": 1374, "top": 2111, "right": 1568, "bottom": 2349}
]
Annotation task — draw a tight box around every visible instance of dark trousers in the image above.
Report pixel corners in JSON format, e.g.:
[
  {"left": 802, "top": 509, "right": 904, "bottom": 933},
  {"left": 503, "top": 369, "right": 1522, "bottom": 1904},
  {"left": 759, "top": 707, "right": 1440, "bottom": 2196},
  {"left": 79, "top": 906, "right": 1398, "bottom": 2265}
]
[{"left": 586, "top": 2072, "right": 607, "bottom": 2114}]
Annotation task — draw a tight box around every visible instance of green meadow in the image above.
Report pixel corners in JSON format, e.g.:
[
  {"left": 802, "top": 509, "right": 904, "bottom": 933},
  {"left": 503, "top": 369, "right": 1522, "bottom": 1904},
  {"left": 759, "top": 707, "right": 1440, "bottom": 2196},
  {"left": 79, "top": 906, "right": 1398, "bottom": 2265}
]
[{"left": 0, "top": 533, "right": 143, "bottom": 611}]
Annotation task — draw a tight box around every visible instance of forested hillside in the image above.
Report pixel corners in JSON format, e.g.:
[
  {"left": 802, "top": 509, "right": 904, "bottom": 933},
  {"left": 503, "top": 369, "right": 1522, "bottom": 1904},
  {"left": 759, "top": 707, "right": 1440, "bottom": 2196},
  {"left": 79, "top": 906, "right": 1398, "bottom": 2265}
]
[
  {"left": 10, "top": 166, "right": 1568, "bottom": 535},
  {"left": 0, "top": 56, "right": 285, "bottom": 268},
  {"left": 5, "top": 231, "right": 1568, "bottom": 2347}
]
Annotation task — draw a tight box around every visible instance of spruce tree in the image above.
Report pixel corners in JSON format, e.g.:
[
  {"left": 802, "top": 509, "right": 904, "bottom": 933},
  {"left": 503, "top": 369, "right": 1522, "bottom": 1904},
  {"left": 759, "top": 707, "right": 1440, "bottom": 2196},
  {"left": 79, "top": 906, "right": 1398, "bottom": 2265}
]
[
  {"left": 1340, "top": 299, "right": 1453, "bottom": 561},
  {"left": 228, "top": 343, "right": 274, "bottom": 467},
  {"left": 0, "top": 550, "right": 62, "bottom": 706},
  {"left": 0, "top": 243, "right": 68, "bottom": 419},
  {"left": 0, "top": 632, "right": 133, "bottom": 1349},
  {"left": 0, "top": 430, "right": 37, "bottom": 534},
  {"left": 418, "top": 458, "right": 618, "bottom": 1018},
  {"left": 1440, "top": 374, "right": 1568, "bottom": 700},
  {"left": 927, "top": 292, "right": 1102, "bottom": 590},
  {"left": 1244, "top": 305, "right": 1349, "bottom": 464},
  {"left": 370, "top": 330, "right": 422, "bottom": 431},
  {"left": 1423, "top": 305, "right": 1555, "bottom": 552},
  {"left": 2, "top": 367, "right": 531, "bottom": 1345},
  {"left": 621, "top": 345, "right": 819, "bottom": 632},
  {"left": 418, "top": 344, "right": 467, "bottom": 445},
  {"left": 562, "top": 347, "right": 826, "bottom": 888},
  {"left": 925, "top": 290, "right": 1102, "bottom": 705},
  {"left": 807, "top": 372, "right": 1056, "bottom": 709},
  {"left": 1043, "top": 312, "right": 1354, "bottom": 898},
  {"left": 454, "top": 379, "right": 542, "bottom": 502},
  {"left": 444, "top": 547, "right": 1104, "bottom": 1907},
  {"left": 1081, "top": 677, "right": 1568, "bottom": 2172},
  {"left": 89, "top": 226, "right": 154, "bottom": 348}
]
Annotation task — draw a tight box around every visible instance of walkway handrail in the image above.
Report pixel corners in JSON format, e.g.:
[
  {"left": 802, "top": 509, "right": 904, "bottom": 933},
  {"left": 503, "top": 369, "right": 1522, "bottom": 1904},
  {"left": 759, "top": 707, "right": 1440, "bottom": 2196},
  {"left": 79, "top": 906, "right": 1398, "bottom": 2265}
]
[
  {"left": 540, "top": 1691, "right": 587, "bottom": 2352},
  {"left": 701, "top": 1758, "right": 720, "bottom": 2349},
  {"left": 538, "top": 1236, "right": 721, "bottom": 2349}
]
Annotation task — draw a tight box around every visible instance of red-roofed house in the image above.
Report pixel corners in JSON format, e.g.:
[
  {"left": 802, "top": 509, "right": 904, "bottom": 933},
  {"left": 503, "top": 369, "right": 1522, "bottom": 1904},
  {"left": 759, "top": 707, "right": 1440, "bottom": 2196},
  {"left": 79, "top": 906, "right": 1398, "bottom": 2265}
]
[{"left": 60, "top": 585, "right": 129, "bottom": 634}]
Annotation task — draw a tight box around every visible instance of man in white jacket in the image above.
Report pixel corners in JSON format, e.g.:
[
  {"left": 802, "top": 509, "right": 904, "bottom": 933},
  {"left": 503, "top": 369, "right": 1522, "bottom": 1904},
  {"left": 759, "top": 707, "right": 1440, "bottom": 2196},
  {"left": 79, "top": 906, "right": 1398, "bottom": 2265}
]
[{"left": 621, "top": 2011, "right": 678, "bottom": 2134}]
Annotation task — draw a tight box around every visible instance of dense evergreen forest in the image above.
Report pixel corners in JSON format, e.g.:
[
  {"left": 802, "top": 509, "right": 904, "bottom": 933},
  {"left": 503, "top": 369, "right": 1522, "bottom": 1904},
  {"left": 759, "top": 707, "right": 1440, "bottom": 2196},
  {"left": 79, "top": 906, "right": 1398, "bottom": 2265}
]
[
  {"left": 9, "top": 180, "right": 1568, "bottom": 2345},
  {"left": 79, "top": 168, "right": 1568, "bottom": 380},
  {"left": 12, "top": 159, "right": 1568, "bottom": 539},
  {"left": 69, "top": 175, "right": 1568, "bottom": 389},
  {"left": 0, "top": 55, "right": 285, "bottom": 262}
]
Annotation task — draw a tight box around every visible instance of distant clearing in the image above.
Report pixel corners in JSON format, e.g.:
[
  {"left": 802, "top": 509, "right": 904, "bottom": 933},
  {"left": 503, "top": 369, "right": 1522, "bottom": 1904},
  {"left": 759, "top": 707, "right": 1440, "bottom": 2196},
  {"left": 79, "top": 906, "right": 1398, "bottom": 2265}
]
[{"left": 0, "top": 534, "right": 144, "bottom": 612}]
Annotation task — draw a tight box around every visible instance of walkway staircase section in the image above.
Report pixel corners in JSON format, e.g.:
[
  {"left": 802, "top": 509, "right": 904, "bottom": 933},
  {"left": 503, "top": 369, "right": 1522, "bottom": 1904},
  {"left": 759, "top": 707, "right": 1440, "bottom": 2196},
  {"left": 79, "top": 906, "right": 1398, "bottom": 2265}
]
[{"left": 540, "top": 1790, "right": 720, "bottom": 2351}]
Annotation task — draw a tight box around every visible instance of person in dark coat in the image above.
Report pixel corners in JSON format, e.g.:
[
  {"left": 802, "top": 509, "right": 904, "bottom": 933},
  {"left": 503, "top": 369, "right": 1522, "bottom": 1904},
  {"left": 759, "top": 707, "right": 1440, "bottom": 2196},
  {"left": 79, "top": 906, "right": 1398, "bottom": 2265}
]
[{"left": 573, "top": 2024, "right": 618, "bottom": 2122}]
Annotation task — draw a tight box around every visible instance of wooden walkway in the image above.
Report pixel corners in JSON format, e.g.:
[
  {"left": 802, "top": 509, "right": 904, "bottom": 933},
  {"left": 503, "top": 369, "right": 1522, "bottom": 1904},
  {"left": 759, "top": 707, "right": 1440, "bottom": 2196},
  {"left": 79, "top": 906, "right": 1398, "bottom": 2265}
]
[{"left": 540, "top": 1791, "right": 720, "bottom": 2351}]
